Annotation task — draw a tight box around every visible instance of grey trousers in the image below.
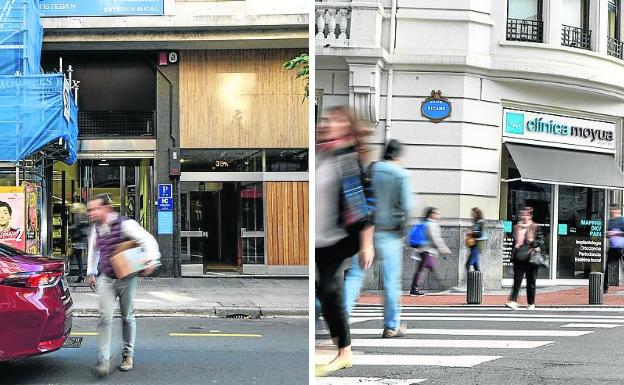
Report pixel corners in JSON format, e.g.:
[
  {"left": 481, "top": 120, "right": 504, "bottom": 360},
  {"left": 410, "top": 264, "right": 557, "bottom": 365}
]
[{"left": 96, "top": 274, "right": 138, "bottom": 363}]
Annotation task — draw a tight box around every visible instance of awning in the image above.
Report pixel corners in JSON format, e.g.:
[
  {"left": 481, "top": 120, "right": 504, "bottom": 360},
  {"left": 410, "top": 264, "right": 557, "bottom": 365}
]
[{"left": 505, "top": 143, "right": 624, "bottom": 190}]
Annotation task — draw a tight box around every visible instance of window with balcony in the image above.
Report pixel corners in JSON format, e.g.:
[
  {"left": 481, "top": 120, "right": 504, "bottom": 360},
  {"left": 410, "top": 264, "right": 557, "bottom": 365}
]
[
  {"left": 608, "top": 0, "right": 623, "bottom": 58},
  {"left": 561, "top": 0, "right": 591, "bottom": 50},
  {"left": 507, "top": 0, "right": 544, "bottom": 43}
]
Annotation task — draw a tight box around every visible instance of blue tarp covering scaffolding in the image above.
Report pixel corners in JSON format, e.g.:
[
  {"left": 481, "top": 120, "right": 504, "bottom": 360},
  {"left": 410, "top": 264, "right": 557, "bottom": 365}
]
[{"left": 0, "top": 0, "right": 77, "bottom": 164}]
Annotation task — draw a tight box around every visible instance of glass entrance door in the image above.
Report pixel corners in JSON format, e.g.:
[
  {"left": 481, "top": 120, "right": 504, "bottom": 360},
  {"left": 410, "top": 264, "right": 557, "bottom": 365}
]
[{"left": 556, "top": 186, "right": 606, "bottom": 279}]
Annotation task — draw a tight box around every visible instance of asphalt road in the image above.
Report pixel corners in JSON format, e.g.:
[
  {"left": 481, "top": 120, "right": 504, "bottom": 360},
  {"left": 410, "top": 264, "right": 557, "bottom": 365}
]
[
  {"left": 2, "top": 317, "right": 308, "bottom": 385},
  {"left": 316, "top": 306, "right": 624, "bottom": 385}
]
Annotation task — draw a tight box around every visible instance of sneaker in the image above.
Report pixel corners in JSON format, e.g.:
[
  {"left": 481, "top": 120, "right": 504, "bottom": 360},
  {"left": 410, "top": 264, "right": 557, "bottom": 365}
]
[
  {"left": 382, "top": 324, "right": 407, "bottom": 338},
  {"left": 505, "top": 301, "right": 519, "bottom": 310},
  {"left": 119, "top": 355, "right": 133, "bottom": 371},
  {"left": 527, "top": 304, "right": 536, "bottom": 310},
  {"left": 91, "top": 360, "right": 109, "bottom": 378}
]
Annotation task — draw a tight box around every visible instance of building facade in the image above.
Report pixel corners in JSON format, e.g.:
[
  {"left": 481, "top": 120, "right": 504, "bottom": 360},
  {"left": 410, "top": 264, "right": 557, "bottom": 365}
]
[
  {"left": 317, "top": 0, "right": 624, "bottom": 289},
  {"left": 21, "top": 0, "right": 309, "bottom": 277}
]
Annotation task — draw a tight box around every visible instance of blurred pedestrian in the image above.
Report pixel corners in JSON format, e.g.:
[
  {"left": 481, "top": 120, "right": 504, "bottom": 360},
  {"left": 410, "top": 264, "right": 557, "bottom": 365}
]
[
  {"left": 465, "top": 207, "right": 485, "bottom": 272},
  {"left": 605, "top": 204, "right": 624, "bottom": 294},
  {"left": 506, "top": 207, "right": 543, "bottom": 310},
  {"left": 344, "top": 139, "right": 412, "bottom": 338},
  {"left": 315, "top": 106, "right": 374, "bottom": 376},
  {"left": 69, "top": 202, "right": 89, "bottom": 283},
  {"left": 410, "top": 207, "right": 451, "bottom": 296},
  {"left": 86, "top": 193, "right": 161, "bottom": 377}
]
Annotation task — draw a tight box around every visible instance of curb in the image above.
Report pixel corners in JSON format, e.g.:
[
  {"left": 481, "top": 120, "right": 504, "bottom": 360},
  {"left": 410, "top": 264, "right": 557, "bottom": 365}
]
[{"left": 71, "top": 307, "right": 309, "bottom": 318}]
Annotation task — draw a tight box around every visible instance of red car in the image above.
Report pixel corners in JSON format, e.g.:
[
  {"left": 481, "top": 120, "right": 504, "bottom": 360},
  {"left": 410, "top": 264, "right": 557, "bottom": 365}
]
[{"left": 0, "top": 244, "right": 73, "bottom": 360}]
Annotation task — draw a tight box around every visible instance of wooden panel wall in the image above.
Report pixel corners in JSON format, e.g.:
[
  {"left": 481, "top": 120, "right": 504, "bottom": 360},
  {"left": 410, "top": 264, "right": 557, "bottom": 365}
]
[
  {"left": 266, "top": 182, "right": 309, "bottom": 266},
  {"left": 180, "top": 49, "right": 308, "bottom": 149}
]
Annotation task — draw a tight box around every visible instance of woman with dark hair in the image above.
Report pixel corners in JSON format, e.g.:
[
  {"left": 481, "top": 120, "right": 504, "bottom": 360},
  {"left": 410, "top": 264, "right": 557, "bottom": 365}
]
[
  {"left": 506, "top": 206, "right": 543, "bottom": 310},
  {"left": 315, "top": 105, "right": 374, "bottom": 376},
  {"left": 410, "top": 207, "right": 451, "bottom": 296},
  {"left": 466, "top": 207, "right": 485, "bottom": 272}
]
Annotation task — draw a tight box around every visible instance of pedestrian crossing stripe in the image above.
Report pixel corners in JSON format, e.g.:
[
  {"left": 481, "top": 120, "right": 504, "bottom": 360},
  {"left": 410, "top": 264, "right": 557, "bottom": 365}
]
[
  {"left": 353, "top": 306, "right": 624, "bottom": 313},
  {"left": 561, "top": 323, "right": 621, "bottom": 328},
  {"left": 344, "top": 354, "right": 502, "bottom": 368},
  {"left": 349, "top": 311, "right": 624, "bottom": 320},
  {"left": 349, "top": 316, "right": 624, "bottom": 324},
  {"left": 319, "top": 338, "right": 553, "bottom": 349},
  {"left": 316, "top": 377, "right": 426, "bottom": 385},
  {"left": 319, "top": 328, "right": 592, "bottom": 337}
]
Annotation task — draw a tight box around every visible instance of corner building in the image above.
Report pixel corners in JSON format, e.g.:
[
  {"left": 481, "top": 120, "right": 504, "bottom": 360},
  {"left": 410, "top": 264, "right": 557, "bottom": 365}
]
[
  {"left": 38, "top": 0, "right": 309, "bottom": 276},
  {"left": 317, "top": 0, "right": 624, "bottom": 289}
]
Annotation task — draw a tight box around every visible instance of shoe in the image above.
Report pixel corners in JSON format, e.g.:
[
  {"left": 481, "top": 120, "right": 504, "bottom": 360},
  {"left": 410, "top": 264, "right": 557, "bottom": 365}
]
[
  {"left": 91, "top": 360, "right": 109, "bottom": 378},
  {"left": 409, "top": 290, "right": 425, "bottom": 296},
  {"left": 604, "top": 288, "right": 609, "bottom": 294},
  {"left": 527, "top": 304, "right": 536, "bottom": 310},
  {"left": 382, "top": 324, "right": 407, "bottom": 338},
  {"left": 315, "top": 356, "right": 353, "bottom": 377},
  {"left": 505, "top": 301, "right": 519, "bottom": 310},
  {"left": 76, "top": 276, "right": 85, "bottom": 283},
  {"left": 119, "top": 355, "right": 133, "bottom": 371}
]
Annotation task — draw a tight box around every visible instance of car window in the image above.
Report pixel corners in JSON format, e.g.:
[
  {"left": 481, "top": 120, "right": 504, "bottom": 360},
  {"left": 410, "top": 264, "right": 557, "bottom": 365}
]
[{"left": 0, "top": 243, "right": 29, "bottom": 257}]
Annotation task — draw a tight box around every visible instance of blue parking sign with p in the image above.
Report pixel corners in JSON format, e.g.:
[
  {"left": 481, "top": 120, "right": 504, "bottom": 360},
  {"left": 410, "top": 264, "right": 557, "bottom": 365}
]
[{"left": 159, "top": 184, "right": 172, "bottom": 198}]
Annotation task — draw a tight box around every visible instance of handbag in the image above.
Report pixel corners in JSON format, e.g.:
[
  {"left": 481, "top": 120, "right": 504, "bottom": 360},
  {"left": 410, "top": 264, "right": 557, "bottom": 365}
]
[
  {"left": 528, "top": 249, "right": 548, "bottom": 268},
  {"left": 465, "top": 234, "right": 476, "bottom": 247}
]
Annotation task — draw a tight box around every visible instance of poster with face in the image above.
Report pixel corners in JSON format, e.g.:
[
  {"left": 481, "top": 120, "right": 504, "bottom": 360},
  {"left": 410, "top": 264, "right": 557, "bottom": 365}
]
[
  {"left": 24, "top": 183, "right": 38, "bottom": 254},
  {"left": 0, "top": 187, "right": 25, "bottom": 251}
]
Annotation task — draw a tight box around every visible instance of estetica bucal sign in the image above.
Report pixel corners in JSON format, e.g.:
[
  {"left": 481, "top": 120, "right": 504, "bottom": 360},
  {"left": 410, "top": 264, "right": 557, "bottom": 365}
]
[{"left": 503, "top": 109, "right": 616, "bottom": 153}]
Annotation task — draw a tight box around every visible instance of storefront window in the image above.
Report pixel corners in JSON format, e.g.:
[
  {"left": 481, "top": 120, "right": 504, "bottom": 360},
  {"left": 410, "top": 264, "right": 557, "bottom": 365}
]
[
  {"left": 0, "top": 169, "right": 16, "bottom": 186},
  {"left": 180, "top": 149, "right": 263, "bottom": 172},
  {"left": 557, "top": 186, "right": 605, "bottom": 279},
  {"left": 266, "top": 149, "right": 308, "bottom": 172},
  {"left": 502, "top": 181, "right": 553, "bottom": 279}
]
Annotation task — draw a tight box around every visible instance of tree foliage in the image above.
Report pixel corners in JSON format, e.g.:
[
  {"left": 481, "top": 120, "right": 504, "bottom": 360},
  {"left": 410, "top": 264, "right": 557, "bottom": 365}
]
[{"left": 283, "top": 53, "right": 309, "bottom": 101}]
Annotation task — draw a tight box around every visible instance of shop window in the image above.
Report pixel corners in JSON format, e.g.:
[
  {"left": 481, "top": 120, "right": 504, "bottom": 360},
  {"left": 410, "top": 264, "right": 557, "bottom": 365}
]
[
  {"left": 180, "top": 149, "right": 263, "bottom": 172},
  {"left": 266, "top": 149, "right": 308, "bottom": 172},
  {"left": 556, "top": 186, "right": 605, "bottom": 279},
  {"left": 502, "top": 181, "right": 553, "bottom": 280}
]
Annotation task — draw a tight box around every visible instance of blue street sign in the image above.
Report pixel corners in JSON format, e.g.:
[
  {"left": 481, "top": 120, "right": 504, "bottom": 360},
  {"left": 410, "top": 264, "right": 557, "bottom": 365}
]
[
  {"left": 158, "top": 197, "right": 173, "bottom": 211},
  {"left": 157, "top": 211, "right": 173, "bottom": 235},
  {"left": 158, "top": 184, "right": 172, "bottom": 198},
  {"left": 40, "top": 0, "right": 165, "bottom": 17}
]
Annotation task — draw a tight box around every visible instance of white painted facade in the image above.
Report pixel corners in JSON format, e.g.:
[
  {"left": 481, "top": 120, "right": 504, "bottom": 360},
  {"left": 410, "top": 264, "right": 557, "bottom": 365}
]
[
  {"left": 316, "top": 0, "right": 624, "bottom": 221},
  {"left": 317, "top": 0, "right": 624, "bottom": 288}
]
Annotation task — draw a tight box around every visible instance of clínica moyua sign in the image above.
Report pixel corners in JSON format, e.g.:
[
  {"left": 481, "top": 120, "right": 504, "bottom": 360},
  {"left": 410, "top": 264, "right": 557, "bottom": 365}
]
[{"left": 421, "top": 90, "right": 452, "bottom": 123}]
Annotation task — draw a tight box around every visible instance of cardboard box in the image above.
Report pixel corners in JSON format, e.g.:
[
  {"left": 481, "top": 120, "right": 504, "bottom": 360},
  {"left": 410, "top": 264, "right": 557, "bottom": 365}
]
[{"left": 110, "top": 241, "right": 155, "bottom": 279}]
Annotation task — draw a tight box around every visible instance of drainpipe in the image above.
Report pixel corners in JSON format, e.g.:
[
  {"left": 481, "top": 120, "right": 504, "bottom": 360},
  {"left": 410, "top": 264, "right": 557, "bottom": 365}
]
[{"left": 385, "top": 0, "right": 397, "bottom": 142}]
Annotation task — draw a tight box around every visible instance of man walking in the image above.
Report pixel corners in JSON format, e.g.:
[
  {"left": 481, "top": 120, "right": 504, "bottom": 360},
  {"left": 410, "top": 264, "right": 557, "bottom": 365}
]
[
  {"left": 605, "top": 204, "right": 624, "bottom": 294},
  {"left": 86, "top": 194, "right": 161, "bottom": 377},
  {"left": 344, "top": 139, "right": 412, "bottom": 337}
]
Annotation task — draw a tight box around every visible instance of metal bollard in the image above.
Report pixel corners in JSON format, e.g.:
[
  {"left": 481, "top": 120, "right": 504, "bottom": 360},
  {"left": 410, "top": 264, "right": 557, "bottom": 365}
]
[
  {"left": 589, "top": 272, "right": 604, "bottom": 305},
  {"left": 467, "top": 271, "right": 483, "bottom": 304}
]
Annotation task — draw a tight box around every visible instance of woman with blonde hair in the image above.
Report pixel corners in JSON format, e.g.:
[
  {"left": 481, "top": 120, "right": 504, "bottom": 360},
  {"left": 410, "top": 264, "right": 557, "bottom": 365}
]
[{"left": 315, "top": 105, "right": 374, "bottom": 376}]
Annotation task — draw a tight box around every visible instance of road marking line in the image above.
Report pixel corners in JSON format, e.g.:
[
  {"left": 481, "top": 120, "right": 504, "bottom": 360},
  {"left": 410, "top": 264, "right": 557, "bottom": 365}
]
[
  {"left": 342, "top": 354, "right": 501, "bottom": 368},
  {"left": 349, "top": 311, "right": 624, "bottom": 320},
  {"left": 318, "top": 338, "right": 552, "bottom": 349},
  {"left": 169, "top": 333, "right": 262, "bottom": 338},
  {"left": 316, "top": 377, "right": 426, "bottom": 385},
  {"left": 319, "top": 328, "right": 591, "bottom": 337},
  {"left": 349, "top": 316, "right": 624, "bottom": 324},
  {"left": 70, "top": 332, "right": 98, "bottom": 336},
  {"left": 561, "top": 323, "right": 621, "bottom": 328}
]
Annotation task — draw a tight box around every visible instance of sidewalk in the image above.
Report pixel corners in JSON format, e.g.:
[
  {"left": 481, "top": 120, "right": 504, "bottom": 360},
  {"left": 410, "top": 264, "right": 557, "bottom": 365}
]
[
  {"left": 67, "top": 277, "right": 309, "bottom": 318},
  {"left": 358, "top": 286, "right": 624, "bottom": 306}
]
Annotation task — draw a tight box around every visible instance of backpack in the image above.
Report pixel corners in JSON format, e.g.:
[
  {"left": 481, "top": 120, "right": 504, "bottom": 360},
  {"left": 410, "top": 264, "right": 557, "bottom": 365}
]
[{"left": 408, "top": 221, "right": 428, "bottom": 248}]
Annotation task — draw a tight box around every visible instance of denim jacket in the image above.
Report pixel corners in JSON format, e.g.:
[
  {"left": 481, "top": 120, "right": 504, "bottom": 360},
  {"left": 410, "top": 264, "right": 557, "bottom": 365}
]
[{"left": 369, "top": 161, "right": 412, "bottom": 232}]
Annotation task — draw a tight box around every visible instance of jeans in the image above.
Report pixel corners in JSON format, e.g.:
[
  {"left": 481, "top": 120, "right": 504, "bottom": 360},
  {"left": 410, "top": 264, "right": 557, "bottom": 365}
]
[
  {"left": 466, "top": 246, "right": 480, "bottom": 272},
  {"left": 96, "top": 274, "right": 138, "bottom": 363},
  {"left": 411, "top": 252, "right": 444, "bottom": 293},
  {"left": 509, "top": 260, "right": 538, "bottom": 305},
  {"left": 344, "top": 231, "right": 403, "bottom": 330}
]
